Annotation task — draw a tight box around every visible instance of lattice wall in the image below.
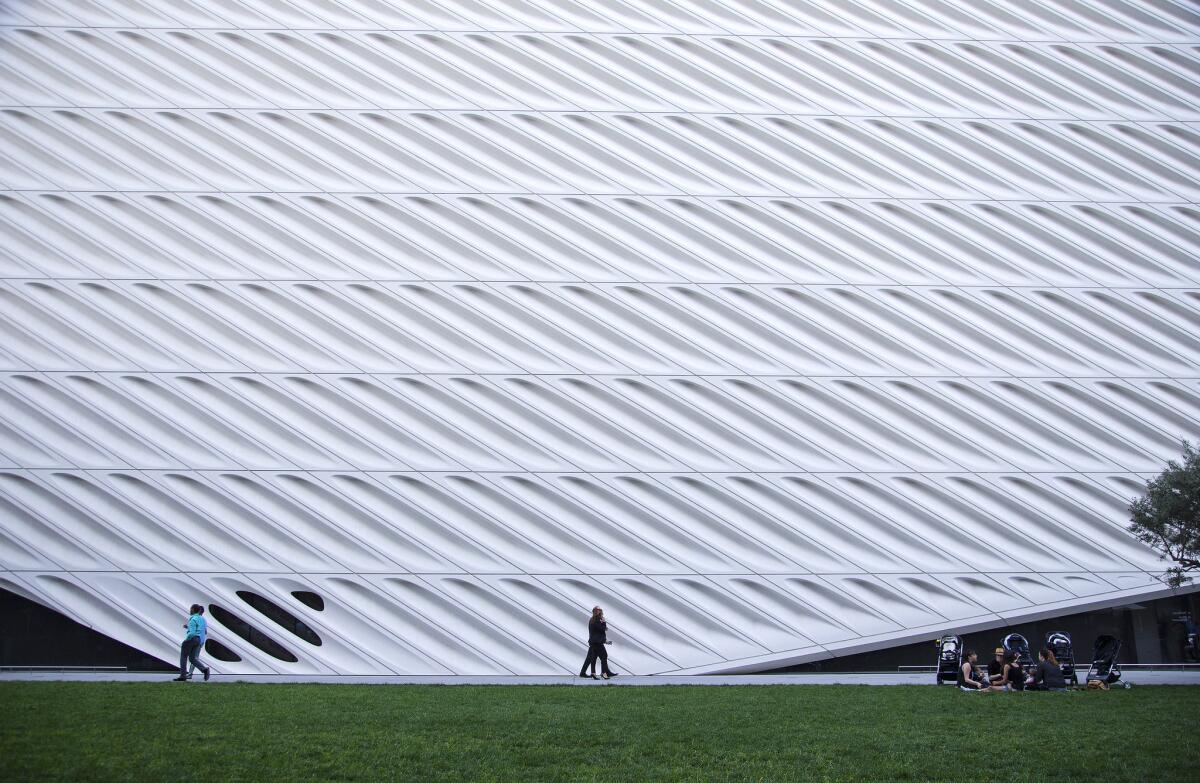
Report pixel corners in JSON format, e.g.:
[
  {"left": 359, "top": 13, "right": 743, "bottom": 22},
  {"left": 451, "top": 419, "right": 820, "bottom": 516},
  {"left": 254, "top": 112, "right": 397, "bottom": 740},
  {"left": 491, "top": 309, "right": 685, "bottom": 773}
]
[{"left": 0, "top": 0, "right": 1197, "bottom": 674}]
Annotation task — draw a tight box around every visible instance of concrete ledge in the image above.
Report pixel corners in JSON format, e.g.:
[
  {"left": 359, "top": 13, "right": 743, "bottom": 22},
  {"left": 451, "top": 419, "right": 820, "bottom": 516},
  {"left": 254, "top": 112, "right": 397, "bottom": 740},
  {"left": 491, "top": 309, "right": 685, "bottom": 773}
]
[{"left": 2, "top": 671, "right": 1199, "bottom": 686}]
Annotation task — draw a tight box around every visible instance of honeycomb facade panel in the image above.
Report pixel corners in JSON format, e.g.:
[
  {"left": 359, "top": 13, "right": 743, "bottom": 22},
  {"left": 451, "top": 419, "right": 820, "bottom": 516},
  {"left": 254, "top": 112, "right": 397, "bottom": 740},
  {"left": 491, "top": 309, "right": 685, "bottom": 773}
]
[{"left": 1, "top": 0, "right": 1198, "bottom": 674}]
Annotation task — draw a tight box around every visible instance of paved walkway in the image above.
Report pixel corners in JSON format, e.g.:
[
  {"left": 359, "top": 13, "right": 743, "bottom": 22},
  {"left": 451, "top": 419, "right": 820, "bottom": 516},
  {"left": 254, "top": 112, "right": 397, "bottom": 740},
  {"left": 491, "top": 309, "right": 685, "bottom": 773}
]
[{"left": 3, "top": 671, "right": 1199, "bottom": 686}]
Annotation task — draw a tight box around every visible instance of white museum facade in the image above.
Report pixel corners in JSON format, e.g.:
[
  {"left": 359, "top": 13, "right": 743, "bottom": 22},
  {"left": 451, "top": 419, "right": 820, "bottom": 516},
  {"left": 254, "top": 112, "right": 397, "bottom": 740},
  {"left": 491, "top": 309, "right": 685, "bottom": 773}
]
[{"left": 0, "top": 0, "right": 1198, "bottom": 674}]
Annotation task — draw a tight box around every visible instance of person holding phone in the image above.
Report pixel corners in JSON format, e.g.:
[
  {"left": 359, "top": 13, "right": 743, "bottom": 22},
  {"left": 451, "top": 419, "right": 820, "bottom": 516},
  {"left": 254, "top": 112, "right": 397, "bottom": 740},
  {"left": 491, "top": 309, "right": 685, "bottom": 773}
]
[{"left": 578, "top": 606, "right": 618, "bottom": 680}]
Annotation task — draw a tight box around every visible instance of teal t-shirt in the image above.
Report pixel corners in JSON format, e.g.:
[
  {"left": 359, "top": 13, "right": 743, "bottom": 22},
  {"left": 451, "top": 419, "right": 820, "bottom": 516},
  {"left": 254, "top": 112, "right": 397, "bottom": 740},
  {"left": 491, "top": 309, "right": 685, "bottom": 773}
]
[{"left": 185, "top": 614, "right": 207, "bottom": 645}]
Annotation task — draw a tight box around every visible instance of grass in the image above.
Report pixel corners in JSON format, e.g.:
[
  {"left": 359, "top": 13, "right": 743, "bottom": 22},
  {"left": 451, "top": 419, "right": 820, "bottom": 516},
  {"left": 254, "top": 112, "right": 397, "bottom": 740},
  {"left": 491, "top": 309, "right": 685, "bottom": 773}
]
[{"left": 0, "top": 683, "right": 1195, "bottom": 782}]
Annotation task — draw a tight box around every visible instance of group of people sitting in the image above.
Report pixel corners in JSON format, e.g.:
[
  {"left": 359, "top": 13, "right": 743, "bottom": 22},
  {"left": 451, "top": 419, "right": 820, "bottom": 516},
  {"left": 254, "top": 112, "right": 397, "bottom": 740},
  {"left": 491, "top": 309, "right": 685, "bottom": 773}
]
[{"left": 959, "top": 646, "right": 1067, "bottom": 692}]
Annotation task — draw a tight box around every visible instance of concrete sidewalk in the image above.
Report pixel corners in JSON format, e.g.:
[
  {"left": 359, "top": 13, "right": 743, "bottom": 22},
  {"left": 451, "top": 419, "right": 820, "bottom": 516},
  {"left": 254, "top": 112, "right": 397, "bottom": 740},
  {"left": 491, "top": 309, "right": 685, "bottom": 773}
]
[{"left": 3, "top": 671, "right": 1199, "bottom": 686}]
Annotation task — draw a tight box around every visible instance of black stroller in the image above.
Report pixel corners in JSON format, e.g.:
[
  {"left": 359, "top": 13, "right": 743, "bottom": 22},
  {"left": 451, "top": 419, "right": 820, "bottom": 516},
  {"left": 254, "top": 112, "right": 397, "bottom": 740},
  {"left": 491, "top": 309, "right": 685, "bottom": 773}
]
[
  {"left": 1172, "top": 613, "right": 1198, "bottom": 662},
  {"left": 1003, "top": 633, "right": 1035, "bottom": 671},
  {"left": 935, "top": 635, "right": 962, "bottom": 685},
  {"left": 1045, "top": 631, "right": 1078, "bottom": 685},
  {"left": 1085, "top": 635, "right": 1124, "bottom": 686}
]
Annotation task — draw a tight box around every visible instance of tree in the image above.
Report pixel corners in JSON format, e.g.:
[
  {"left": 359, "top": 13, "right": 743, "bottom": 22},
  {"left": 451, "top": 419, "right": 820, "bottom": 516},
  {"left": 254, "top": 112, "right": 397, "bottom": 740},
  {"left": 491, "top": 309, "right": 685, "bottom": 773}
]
[{"left": 1129, "top": 441, "right": 1200, "bottom": 588}]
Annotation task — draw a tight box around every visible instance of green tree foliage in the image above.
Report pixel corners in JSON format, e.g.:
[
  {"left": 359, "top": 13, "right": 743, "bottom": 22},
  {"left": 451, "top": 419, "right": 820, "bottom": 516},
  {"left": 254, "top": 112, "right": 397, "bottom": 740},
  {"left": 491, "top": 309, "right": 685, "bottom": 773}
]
[{"left": 1129, "top": 441, "right": 1200, "bottom": 588}]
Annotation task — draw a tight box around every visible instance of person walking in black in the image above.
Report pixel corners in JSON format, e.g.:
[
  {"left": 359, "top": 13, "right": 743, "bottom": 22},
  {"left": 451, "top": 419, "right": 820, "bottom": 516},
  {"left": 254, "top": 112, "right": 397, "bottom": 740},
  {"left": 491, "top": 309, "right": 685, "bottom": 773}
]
[{"left": 578, "top": 606, "right": 618, "bottom": 680}]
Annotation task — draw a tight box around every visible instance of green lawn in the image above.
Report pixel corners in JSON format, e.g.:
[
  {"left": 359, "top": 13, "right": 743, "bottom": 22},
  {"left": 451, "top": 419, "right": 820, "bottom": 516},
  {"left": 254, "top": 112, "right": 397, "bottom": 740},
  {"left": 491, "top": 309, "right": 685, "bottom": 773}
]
[{"left": 0, "top": 683, "right": 1195, "bottom": 782}]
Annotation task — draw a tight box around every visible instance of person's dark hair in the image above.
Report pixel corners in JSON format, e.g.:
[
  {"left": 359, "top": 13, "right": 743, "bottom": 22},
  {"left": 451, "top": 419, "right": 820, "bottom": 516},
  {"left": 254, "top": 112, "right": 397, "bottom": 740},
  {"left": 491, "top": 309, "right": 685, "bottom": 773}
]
[
  {"left": 190, "top": 604, "right": 204, "bottom": 615},
  {"left": 963, "top": 649, "right": 976, "bottom": 660},
  {"left": 1040, "top": 648, "right": 1058, "bottom": 665},
  {"left": 1004, "top": 651, "right": 1017, "bottom": 664}
]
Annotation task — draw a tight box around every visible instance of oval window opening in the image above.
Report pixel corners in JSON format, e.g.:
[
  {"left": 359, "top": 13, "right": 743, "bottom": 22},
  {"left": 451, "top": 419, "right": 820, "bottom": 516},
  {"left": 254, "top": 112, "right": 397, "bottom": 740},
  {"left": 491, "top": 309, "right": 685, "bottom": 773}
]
[
  {"left": 291, "top": 590, "right": 324, "bottom": 612},
  {"left": 208, "top": 604, "right": 298, "bottom": 663},
  {"left": 204, "top": 638, "right": 241, "bottom": 662},
  {"left": 236, "top": 590, "right": 322, "bottom": 646}
]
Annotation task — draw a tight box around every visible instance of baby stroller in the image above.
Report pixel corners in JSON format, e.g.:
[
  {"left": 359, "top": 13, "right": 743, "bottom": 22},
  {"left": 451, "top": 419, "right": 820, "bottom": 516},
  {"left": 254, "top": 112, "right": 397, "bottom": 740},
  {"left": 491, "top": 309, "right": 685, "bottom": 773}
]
[
  {"left": 1174, "top": 614, "right": 1198, "bottom": 662},
  {"left": 1085, "top": 635, "right": 1123, "bottom": 686},
  {"left": 1003, "top": 633, "right": 1035, "bottom": 671},
  {"left": 935, "top": 635, "right": 962, "bottom": 685},
  {"left": 1045, "top": 631, "right": 1078, "bottom": 685}
]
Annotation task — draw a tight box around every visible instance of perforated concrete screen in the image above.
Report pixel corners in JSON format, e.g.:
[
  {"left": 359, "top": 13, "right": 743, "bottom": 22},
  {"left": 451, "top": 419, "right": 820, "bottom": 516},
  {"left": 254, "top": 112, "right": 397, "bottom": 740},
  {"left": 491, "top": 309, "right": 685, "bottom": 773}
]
[{"left": 1, "top": 1, "right": 1198, "bottom": 675}]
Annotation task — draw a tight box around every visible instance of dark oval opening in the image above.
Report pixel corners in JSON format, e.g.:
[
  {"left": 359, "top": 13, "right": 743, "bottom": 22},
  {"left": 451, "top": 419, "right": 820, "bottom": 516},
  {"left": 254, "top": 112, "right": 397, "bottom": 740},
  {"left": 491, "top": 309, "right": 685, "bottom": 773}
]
[
  {"left": 204, "top": 638, "right": 241, "bottom": 662},
  {"left": 291, "top": 590, "right": 324, "bottom": 612},
  {"left": 237, "top": 591, "right": 322, "bottom": 647},
  {"left": 208, "top": 604, "right": 298, "bottom": 663}
]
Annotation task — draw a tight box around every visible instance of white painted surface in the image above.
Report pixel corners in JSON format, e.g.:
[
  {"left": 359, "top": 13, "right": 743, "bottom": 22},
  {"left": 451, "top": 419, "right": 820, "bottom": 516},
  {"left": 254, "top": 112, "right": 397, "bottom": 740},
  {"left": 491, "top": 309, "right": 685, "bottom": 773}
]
[{"left": 0, "top": 1, "right": 1198, "bottom": 675}]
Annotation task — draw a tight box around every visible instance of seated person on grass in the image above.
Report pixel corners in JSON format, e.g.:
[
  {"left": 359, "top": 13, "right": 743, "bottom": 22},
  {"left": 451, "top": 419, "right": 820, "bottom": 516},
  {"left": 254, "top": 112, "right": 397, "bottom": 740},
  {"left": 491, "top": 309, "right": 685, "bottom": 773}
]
[
  {"left": 987, "top": 647, "right": 1006, "bottom": 685},
  {"left": 958, "top": 650, "right": 992, "bottom": 692},
  {"left": 1026, "top": 648, "right": 1068, "bottom": 691},
  {"left": 993, "top": 651, "right": 1026, "bottom": 692}
]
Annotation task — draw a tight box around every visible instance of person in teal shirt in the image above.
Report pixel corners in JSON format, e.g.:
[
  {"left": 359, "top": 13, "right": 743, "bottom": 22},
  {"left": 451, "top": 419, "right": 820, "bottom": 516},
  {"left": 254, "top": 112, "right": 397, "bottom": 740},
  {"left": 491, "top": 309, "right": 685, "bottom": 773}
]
[{"left": 173, "top": 604, "right": 211, "bottom": 682}]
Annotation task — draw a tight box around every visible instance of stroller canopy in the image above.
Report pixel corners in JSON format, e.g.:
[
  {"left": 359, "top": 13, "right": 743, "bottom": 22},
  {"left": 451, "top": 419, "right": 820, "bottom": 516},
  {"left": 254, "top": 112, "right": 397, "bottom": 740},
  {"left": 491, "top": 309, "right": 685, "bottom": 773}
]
[
  {"left": 1092, "top": 635, "right": 1120, "bottom": 658},
  {"left": 1003, "top": 633, "right": 1031, "bottom": 652}
]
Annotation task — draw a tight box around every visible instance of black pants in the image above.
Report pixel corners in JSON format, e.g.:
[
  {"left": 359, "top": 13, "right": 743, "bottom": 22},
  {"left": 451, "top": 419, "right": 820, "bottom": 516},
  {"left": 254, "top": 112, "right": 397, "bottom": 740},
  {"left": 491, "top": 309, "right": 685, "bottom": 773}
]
[
  {"left": 180, "top": 637, "right": 209, "bottom": 677},
  {"left": 580, "top": 643, "right": 611, "bottom": 676}
]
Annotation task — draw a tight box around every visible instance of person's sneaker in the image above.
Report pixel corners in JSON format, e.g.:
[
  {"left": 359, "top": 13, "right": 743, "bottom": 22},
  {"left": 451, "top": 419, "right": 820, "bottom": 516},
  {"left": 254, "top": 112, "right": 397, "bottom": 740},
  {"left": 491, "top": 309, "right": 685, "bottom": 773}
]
[
  {"left": 603, "top": 673, "right": 620, "bottom": 679},
  {"left": 591, "top": 675, "right": 600, "bottom": 680},
  {"left": 203, "top": 669, "right": 211, "bottom": 681},
  {"left": 171, "top": 676, "right": 187, "bottom": 681}
]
